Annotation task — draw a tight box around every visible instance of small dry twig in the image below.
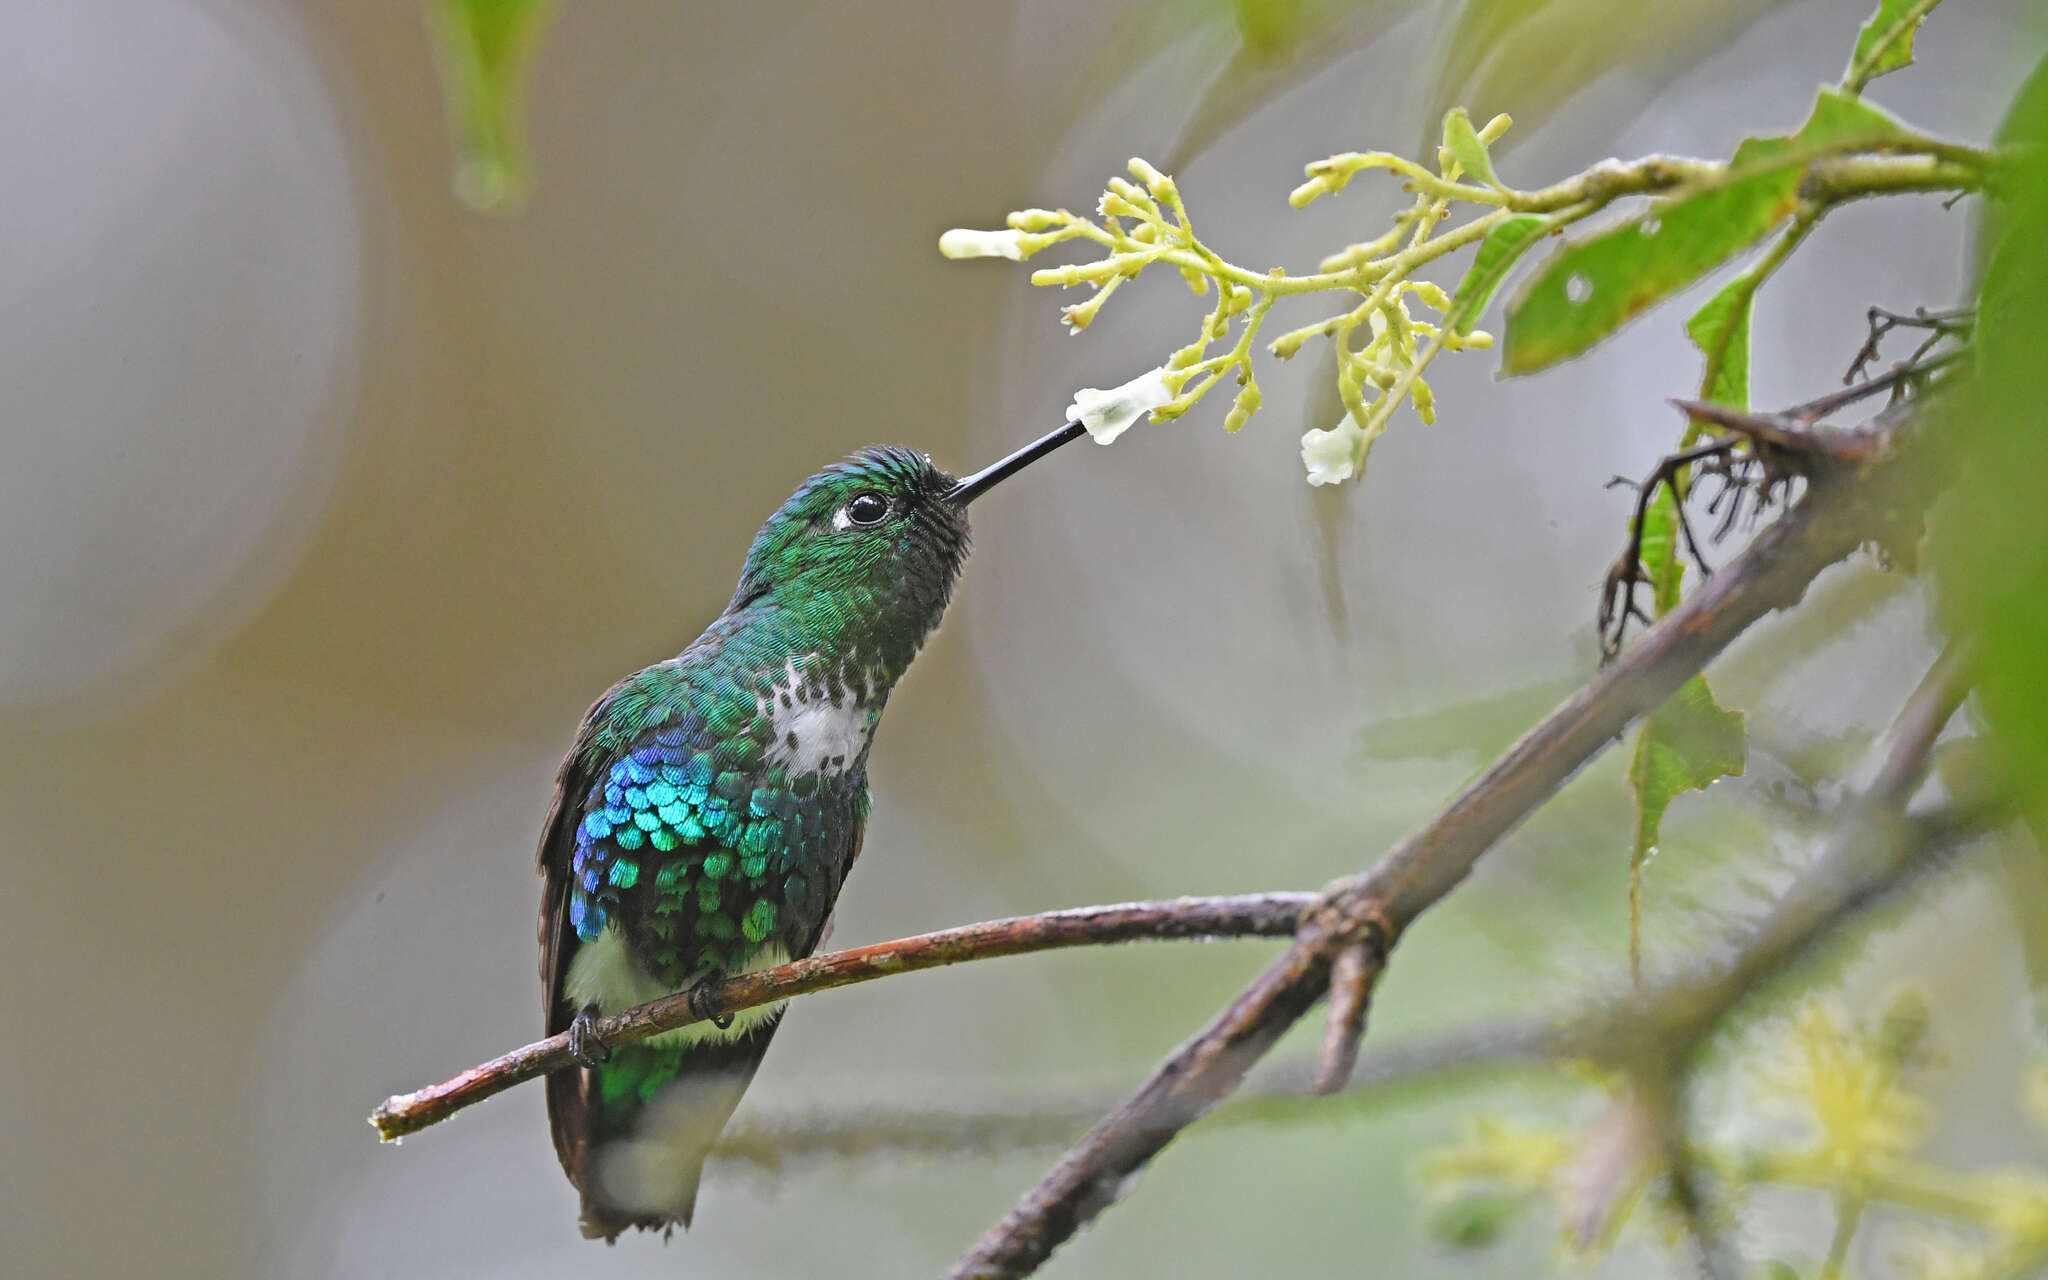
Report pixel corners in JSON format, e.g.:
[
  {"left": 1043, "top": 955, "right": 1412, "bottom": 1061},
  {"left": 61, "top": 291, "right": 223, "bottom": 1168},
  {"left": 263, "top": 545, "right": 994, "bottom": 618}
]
[{"left": 1844, "top": 306, "right": 1974, "bottom": 385}]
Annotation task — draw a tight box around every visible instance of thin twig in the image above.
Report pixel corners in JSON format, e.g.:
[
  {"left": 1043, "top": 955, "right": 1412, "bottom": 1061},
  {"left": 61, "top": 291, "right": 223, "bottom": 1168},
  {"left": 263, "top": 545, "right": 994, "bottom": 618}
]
[
  {"left": 1600, "top": 440, "right": 1749, "bottom": 658},
  {"left": 368, "top": 893, "right": 1315, "bottom": 1140},
  {"left": 1844, "top": 306, "right": 1973, "bottom": 385},
  {"left": 1311, "top": 942, "right": 1376, "bottom": 1095},
  {"left": 947, "top": 397, "right": 1941, "bottom": 1280}
]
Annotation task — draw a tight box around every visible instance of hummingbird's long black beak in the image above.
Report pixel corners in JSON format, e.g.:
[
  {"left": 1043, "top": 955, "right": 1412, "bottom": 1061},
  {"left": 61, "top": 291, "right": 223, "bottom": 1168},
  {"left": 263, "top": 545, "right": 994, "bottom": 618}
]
[{"left": 943, "top": 420, "right": 1087, "bottom": 506}]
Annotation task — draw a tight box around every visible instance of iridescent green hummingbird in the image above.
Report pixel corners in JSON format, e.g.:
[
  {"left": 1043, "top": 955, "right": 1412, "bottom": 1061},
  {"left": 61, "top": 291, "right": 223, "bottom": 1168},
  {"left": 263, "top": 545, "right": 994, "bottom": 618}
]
[{"left": 537, "top": 421, "right": 1085, "bottom": 1239}]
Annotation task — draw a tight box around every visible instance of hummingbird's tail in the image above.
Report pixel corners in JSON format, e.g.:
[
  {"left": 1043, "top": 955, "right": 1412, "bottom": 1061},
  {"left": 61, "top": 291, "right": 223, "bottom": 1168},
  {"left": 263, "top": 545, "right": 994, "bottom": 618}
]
[{"left": 551, "top": 1015, "right": 783, "bottom": 1240}]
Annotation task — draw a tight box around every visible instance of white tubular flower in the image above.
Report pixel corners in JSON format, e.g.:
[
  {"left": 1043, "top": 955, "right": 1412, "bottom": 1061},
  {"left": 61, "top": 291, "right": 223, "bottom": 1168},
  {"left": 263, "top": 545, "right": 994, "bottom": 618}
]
[
  {"left": 1066, "top": 367, "right": 1175, "bottom": 445},
  {"left": 1301, "top": 420, "right": 1367, "bottom": 486},
  {"left": 938, "top": 228, "right": 1026, "bottom": 260}
]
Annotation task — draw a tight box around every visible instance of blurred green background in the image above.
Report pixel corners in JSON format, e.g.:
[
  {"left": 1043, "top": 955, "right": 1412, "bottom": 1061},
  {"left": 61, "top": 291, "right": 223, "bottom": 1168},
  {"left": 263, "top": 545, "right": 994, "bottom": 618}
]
[{"left": 1, "top": 2, "right": 2041, "bottom": 1277}]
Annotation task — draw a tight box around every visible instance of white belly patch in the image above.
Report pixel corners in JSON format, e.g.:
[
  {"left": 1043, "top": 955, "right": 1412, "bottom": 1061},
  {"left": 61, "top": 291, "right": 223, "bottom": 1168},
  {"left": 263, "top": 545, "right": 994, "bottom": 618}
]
[{"left": 565, "top": 927, "right": 790, "bottom": 1049}]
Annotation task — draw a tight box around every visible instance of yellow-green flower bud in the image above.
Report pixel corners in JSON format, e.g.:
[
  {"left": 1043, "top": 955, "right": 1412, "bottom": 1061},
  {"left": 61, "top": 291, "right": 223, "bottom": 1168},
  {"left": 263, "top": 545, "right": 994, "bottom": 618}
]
[
  {"left": 1222, "top": 380, "right": 1262, "bottom": 433},
  {"left": 1060, "top": 276, "right": 1123, "bottom": 333},
  {"left": 1408, "top": 281, "right": 1453, "bottom": 312},
  {"left": 1030, "top": 252, "right": 1151, "bottom": 288},
  {"left": 1098, "top": 191, "right": 1144, "bottom": 220},
  {"left": 1127, "top": 157, "right": 1178, "bottom": 202},
  {"left": 1269, "top": 330, "right": 1309, "bottom": 360},
  {"left": 1104, "top": 176, "right": 1155, "bottom": 213},
  {"left": 1006, "top": 208, "right": 1068, "bottom": 232}
]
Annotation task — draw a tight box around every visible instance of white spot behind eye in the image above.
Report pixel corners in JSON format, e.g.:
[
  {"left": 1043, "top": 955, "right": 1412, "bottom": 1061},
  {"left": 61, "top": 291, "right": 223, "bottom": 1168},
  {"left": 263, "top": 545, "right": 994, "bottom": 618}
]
[{"left": 832, "top": 507, "right": 854, "bottom": 531}]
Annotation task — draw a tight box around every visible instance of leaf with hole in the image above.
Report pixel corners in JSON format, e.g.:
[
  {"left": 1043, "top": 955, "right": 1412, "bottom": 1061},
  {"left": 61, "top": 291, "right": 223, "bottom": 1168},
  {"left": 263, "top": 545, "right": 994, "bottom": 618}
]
[{"left": 1501, "top": 88, "right": 1908, "bottom": 374}]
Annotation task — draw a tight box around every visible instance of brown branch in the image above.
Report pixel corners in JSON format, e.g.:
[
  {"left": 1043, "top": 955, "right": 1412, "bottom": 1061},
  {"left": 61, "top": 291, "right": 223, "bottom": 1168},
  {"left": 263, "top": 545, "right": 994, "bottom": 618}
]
[
  {"left": 709, "top": 790, "right": 1999, "bottom": 1179},
  {"left": 1310, "top": 942, "right": 1375, "bottom": 1095},
  {"left": 368, "top": 892, "right": 1315, "bottom": 1141},
  {"left": 947, "top": 397, "right": 1942, "bottom": 1280}
]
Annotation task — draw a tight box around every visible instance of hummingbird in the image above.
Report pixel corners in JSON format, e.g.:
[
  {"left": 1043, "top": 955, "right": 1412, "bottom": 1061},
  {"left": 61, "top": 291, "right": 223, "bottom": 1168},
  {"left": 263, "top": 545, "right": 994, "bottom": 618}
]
[{"left": 536, "top": 421, "right": 1086, "bottom": 1239}]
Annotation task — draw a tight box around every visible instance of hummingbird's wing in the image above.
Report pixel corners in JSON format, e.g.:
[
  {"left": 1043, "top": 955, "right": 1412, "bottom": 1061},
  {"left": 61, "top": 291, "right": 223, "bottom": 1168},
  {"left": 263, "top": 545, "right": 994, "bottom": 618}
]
[{"left": 537, "top": 687, "right": 612, "bottom": 1192}]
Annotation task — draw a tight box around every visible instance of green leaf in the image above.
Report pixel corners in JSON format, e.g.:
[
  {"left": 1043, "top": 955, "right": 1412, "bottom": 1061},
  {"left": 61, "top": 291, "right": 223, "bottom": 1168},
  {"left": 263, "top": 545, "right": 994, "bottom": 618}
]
[
  {"left": 1848, "top": 0, "right": 1943, "bottom": 89},
  {"left": 1442, "top": 108, "right": 1501, "bottom": 188},
  {"left": 1426, "top": 1190, "right": 1527, "bottom": 1250},
  {"left": 1448, "top": 214, "right": 1548, "bottom": 335},
  {"left": 1626, "top": 675, "right": 1747, "bottom": 976},
  {"left": 1932, "top": 51, "right": 2048, "bottom": 832},
  {"left": 1779, "top": 84, "right": 1915, "bottom": 151},
  {"left": 426, "top": 0, "right": 561, "bottom": 211},
  {"left": 1502, "top": 88, "right": 1907, "bottom": 375},
  {"left": 1686, "top": 273, "right": 1755, "bottom": 423},
  {"left": 1639, "top": 485, "right": 1684, "bottom": 615},
  {"left": 1622, "top": 281, "right": 1753, "bottom": 980},
  {"left": 1502, "top": 172, "right": 1794, "bottom": 375}
]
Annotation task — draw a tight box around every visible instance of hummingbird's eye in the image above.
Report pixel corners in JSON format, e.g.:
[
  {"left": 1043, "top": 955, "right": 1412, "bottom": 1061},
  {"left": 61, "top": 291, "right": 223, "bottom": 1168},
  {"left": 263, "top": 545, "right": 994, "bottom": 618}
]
[{"left": 840, "top": 491, "right": 891, "bottom": 529}]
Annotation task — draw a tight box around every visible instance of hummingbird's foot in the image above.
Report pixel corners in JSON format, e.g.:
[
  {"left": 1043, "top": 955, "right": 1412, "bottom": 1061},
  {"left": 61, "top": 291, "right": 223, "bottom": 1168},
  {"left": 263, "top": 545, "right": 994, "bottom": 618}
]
[
  {"left": 568, "top": 1004, "right": 611, "bottom": 1068},
  {"left": 687, "top": 974, "right": 735, "bottom": 1031}
]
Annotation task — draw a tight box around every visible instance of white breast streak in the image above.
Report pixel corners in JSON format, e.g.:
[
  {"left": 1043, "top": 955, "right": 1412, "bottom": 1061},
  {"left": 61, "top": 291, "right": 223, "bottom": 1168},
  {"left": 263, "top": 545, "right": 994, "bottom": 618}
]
[{"left": 759, "top": 655, "right": 876, "bottom": 776}]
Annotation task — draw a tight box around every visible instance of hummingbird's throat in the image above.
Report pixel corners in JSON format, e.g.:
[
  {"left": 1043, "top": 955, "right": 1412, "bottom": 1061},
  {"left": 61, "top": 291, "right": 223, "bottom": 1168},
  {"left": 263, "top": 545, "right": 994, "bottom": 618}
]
[{"left": 759, "top": 656, "right": 883, "bottom": 777}]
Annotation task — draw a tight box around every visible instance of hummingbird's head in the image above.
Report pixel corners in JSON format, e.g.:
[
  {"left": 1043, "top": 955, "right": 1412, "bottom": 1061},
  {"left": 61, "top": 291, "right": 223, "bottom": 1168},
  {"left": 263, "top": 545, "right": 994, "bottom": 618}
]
[
  {"left": 727, "top": 423, "right": 1086, "bottom": 673},
  {"left": 730, "top": 447, "right": 971, "bottom": 645}
]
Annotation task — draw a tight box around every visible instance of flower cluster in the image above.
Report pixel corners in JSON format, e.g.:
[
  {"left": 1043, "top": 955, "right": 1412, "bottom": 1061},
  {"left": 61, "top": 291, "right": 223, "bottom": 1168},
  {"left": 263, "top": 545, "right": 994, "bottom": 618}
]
[{"left": 938, "top": 116, "right": 1508, "bottom": 486}]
